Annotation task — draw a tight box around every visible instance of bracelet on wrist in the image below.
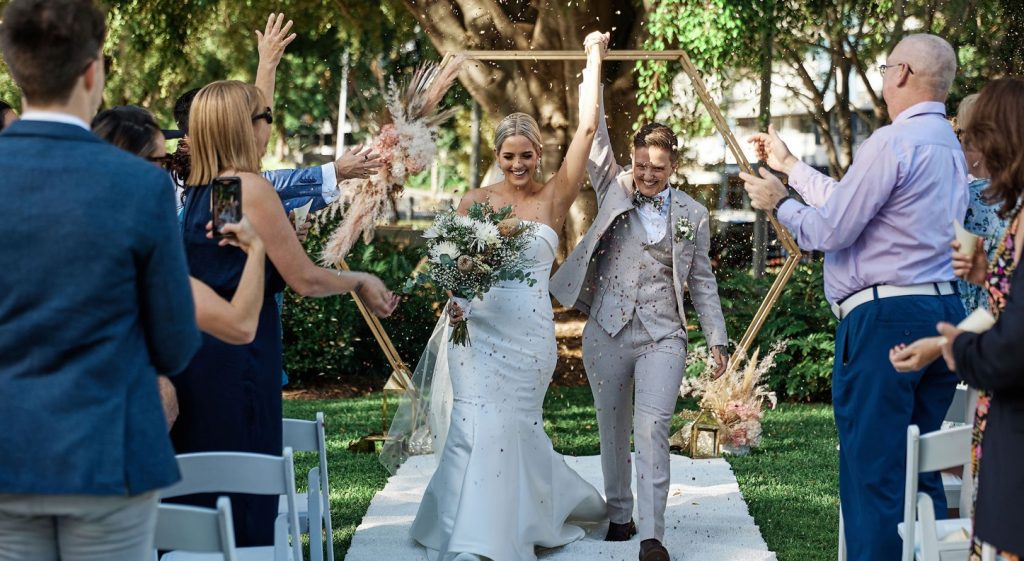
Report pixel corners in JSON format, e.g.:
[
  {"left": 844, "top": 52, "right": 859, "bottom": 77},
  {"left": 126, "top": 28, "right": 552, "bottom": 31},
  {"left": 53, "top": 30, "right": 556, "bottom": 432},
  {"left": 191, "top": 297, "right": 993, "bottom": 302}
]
[{"left": 775, "top": 195, "right": 793, "bottom": 211}]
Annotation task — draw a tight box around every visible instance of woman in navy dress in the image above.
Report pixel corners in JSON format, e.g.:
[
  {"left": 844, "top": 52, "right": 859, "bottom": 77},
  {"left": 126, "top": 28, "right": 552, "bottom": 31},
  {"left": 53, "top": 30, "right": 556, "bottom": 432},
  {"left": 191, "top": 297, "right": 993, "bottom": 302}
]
[{"left": 170, "top": 80, "right": 398, "bottom": 546}]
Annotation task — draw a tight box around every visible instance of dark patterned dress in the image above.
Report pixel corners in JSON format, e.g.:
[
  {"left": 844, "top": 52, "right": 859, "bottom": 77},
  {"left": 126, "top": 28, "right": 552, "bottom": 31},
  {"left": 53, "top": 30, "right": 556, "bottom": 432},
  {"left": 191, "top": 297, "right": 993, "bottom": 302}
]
[{"left": 969, "top": 200, "right": 1022, "bottom": 561}]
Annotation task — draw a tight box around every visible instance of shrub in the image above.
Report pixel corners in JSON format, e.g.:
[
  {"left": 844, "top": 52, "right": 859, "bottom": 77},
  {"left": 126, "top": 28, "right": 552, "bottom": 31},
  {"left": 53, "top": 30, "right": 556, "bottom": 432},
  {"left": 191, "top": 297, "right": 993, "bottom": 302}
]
[
  {"left": 686, "top": 260, "right": 837, "bottom": 402},
  {"left": 281, "top": 214, "right": 443, "bottom": 386}
]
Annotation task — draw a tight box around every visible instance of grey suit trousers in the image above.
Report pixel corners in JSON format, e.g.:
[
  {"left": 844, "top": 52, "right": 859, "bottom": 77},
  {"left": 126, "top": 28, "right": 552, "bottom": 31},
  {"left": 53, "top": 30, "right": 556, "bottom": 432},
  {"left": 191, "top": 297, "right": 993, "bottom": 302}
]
[
  {"left": 0, "top": 491, "right": 159, "bottom": 561},
  {"left": 583, "top": 315, "right": 686, "bottom": 541}
]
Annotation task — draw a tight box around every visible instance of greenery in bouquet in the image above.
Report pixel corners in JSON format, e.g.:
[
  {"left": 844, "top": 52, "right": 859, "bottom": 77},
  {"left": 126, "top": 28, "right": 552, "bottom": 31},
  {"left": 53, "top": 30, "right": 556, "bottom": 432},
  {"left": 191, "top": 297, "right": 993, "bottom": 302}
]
[
  {"left": 680, "top": 342, "right": 783, "bottom": 449},
  {"left": 404, "top": 202, "right": 537, "bottom": 346}
]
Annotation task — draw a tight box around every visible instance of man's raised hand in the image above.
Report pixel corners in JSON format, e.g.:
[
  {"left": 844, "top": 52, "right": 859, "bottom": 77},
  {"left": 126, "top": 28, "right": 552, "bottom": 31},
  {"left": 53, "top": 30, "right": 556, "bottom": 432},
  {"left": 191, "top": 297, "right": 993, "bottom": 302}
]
[
  {"left": 335, "top": 145, "right": 384, "bottom": 180},
  {"left": 747, "top": 124, "right": 797, "bottom": 174}
]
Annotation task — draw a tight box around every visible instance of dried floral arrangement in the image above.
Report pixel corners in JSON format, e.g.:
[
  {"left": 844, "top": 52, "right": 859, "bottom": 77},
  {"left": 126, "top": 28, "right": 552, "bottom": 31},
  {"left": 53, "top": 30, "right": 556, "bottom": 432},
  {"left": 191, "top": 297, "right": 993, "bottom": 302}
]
[
  {"left": 679, "top": 342, "right": 783, "bottom": 449},
  {"left": 321, "top": 56, "right": 463, "bottom": 267}
]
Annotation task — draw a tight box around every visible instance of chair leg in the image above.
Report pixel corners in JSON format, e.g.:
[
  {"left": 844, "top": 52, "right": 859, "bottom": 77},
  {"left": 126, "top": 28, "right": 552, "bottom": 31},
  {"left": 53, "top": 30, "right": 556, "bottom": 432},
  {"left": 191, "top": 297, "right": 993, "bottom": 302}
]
[
  {"left": 322, "top": 479, "right": 334, "bottom": 561},
  {"left": 838, "top": 502, "right": 847, "bottom": 561},
  {"left": 274, "top": 514, "right": 290, "bottom": 561},
  {"left": 308, "top": 468, "right": 323, "bottom": 561}
]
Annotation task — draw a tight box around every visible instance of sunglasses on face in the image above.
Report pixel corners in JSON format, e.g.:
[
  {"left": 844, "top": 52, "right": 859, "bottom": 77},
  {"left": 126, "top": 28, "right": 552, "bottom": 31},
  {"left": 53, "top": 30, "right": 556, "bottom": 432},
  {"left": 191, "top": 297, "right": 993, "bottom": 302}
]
[{"left": 251, "top": 108, "right": 273, "bottom": 125}]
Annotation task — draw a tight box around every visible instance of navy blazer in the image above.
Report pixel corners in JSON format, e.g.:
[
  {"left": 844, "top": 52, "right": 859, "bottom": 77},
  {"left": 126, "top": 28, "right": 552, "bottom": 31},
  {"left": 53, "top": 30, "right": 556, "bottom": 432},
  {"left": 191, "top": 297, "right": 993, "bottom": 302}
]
[
  {"left": 0, "top": 119, "right": 201, "bottom": 496},
  {"left": 954, "top": 260, "right": 1024, "bottom": 554}
]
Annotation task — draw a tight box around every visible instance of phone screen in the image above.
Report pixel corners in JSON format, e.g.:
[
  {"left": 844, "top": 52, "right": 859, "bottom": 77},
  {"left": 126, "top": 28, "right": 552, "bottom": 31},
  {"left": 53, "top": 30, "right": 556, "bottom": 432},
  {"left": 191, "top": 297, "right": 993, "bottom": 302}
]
[{"left": 211, "top": 176, "right": 242, "bottom": 237}]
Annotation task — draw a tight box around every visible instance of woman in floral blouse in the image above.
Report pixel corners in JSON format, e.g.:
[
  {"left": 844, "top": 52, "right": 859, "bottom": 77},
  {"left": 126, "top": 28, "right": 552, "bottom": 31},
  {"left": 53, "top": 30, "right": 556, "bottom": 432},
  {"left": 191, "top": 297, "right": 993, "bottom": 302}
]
[
  {"left": 956, "top": 93, "right": 1009, "bottom": 314},
  {"left": 943, "top": 77, "right": 1024, "bottom": 561}
]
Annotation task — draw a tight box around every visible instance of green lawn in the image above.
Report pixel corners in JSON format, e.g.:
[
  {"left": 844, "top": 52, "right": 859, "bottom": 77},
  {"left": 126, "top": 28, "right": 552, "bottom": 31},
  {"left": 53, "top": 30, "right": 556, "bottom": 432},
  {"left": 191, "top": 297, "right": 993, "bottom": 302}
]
[{"left": 283, "top": 387, "right": 839, "bottom": 561}]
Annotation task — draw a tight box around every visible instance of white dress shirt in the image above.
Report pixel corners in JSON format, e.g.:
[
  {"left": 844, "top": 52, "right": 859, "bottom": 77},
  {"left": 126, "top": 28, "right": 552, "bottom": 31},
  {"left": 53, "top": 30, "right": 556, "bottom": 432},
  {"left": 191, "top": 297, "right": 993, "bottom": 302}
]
[
  {"left": 635, "top": 188, "right": 670, "bottom": 245},
  {"left": 20, "top": 110, "right": 91, "bottom": 131}
]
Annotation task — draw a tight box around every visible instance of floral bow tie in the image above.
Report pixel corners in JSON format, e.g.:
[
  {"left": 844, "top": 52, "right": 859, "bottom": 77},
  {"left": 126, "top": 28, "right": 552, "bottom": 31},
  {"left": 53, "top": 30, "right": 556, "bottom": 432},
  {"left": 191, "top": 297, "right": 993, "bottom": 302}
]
[{"left": 633, "top": 191, "right": 666, "bottom": 210}]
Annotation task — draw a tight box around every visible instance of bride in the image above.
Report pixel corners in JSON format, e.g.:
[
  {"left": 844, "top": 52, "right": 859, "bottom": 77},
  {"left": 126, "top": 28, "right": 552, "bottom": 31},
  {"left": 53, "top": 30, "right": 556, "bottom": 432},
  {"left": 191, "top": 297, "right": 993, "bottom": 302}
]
[{"left": 385, "top": 32, "right": 611, "bottom": 561}]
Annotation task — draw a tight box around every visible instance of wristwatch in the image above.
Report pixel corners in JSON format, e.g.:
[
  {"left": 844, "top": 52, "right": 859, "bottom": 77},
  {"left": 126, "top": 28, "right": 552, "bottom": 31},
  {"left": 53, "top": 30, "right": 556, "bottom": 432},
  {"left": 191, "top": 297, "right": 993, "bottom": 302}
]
[{"left": 775, "top": 195, "right": 793, "bottom": 211}]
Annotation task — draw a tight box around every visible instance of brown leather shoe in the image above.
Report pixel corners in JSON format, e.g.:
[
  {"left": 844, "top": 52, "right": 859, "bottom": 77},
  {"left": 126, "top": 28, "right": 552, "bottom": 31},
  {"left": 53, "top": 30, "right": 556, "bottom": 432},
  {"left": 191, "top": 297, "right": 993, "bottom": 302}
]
[
  {"left": 605, "top": 519, "right": 637, "bottom": 541},
  {"left": 639, "top": 538, "right": 670, "bottom": 561}
]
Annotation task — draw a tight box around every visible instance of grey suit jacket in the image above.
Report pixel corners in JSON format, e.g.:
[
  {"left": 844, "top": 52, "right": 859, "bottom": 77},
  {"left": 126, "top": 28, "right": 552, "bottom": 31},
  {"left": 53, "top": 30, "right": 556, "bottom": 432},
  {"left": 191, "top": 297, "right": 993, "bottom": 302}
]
[{"left": 550, "top": 104, "right": 728, "bottom": 348}]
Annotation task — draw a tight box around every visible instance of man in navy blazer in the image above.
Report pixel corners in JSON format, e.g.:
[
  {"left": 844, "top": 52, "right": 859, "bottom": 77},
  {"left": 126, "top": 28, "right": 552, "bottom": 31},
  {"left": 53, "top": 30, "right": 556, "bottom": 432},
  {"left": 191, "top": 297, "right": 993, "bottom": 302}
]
[{"left": 0, "top": 1, "right": 200, "bottom": 559}]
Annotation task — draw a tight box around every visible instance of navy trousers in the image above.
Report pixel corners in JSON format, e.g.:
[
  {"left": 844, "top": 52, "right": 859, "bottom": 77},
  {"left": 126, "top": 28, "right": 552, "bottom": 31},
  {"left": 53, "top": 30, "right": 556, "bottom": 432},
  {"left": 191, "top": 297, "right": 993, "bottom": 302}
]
[{"left": 833, "top": 292, "right": 964, "bottom": 561}]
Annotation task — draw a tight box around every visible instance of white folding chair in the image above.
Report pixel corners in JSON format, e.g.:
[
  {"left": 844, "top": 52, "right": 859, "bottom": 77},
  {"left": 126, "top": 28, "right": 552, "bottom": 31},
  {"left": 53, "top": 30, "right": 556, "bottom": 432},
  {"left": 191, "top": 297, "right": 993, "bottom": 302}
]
[
  {"left": 944, "top": 384, "right": 972, "bottom": 426},
  {"left": 839, "top": 385, "right": 974, "bottom": 561},
  {"left": 155, "top": 497, "right": 238, "bottom": 561},
  {"left": 898, "top": 424, "right": 972, "bottom": 561},
  {"left": 282, "top": 413, "right": 334, "bottom": 561},
  {"left": 941, "top": 384, "right": 975, "bottom": 509},
  {"left": 161, "top": 448, "right": 303, "bottom": 561}
]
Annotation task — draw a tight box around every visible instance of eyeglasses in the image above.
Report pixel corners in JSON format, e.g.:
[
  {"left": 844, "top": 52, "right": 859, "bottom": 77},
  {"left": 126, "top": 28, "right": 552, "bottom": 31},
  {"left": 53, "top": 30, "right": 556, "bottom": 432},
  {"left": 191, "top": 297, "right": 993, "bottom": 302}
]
[
  {"left": 251, "top": 108, "right": 273, "bottom": 125},
  {"left": 878, "top": 62, "right": 914, "bottom": 77}
]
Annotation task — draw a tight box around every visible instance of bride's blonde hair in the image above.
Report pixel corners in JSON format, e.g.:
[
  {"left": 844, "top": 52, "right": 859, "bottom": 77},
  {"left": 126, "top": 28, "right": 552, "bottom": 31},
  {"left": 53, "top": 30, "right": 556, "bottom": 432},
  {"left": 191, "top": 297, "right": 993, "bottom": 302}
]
[{"left": 494, "top": 112, "right": 543, "bottom": 153}]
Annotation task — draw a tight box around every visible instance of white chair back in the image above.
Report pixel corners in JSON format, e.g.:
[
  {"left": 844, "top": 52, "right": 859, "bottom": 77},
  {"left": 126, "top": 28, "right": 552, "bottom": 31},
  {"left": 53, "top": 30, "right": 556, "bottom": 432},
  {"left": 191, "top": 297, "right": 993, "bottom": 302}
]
[
  {"left": 901, "top": 425, "right": 972, "bottom": 561},
  {"left": 162, "top": 448, "right": 302, "bottom": 561},
  {"left": 154, "top": 497, "right": 238, "bottom": 561},
  {"left": 282, "top": 413, "right": 334, "bottom": 561},
  {"left": 944, "top": 384, "right": 971, "bottom": 425}
]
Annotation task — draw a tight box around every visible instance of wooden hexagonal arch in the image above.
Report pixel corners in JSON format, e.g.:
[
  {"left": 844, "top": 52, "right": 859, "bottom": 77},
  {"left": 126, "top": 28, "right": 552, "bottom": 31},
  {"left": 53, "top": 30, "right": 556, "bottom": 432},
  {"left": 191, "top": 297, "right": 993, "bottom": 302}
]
[{"left": 443, "top": 49, "right": 804, "bottom": 361}]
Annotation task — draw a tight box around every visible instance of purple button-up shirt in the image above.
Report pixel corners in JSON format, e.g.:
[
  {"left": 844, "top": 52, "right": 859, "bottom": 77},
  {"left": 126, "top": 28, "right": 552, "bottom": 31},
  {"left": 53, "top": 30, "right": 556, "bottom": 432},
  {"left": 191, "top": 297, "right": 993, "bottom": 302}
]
[{"left": 777, "top": 101, "right": 969, "bottom": 304}]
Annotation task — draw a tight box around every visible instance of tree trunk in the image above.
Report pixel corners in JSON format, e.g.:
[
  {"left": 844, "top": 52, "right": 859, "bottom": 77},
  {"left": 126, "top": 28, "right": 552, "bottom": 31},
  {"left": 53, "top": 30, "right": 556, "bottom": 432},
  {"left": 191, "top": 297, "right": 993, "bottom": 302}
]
[
  {"left": 752, "top": 3, "right": 774, "bottom": 279},
  {"left": 399, "top": 0, "right": 644, "bottom": 258},
  {"left": 834, "top": 43, "right": 855, "bottom": 170}
]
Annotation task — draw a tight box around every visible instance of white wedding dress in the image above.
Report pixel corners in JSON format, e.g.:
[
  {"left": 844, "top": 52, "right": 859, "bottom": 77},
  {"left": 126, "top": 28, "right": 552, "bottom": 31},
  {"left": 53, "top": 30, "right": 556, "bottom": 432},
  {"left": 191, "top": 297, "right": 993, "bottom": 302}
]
[{"left": 409, "top": 222, "right": 607, "bottom": 561}]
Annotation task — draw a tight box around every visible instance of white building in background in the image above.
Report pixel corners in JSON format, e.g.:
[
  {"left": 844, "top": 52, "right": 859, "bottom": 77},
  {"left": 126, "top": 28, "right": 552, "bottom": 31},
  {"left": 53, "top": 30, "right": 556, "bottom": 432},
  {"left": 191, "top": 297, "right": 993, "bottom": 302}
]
[{"left": 671, "top": 51, "right": 886, "bottom": 207}]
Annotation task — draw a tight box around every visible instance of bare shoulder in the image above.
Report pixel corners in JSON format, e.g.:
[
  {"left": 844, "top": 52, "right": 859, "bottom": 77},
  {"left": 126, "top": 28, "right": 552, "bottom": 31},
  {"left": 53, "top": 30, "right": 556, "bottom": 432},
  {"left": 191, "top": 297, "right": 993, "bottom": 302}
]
[
  {"left": 237, "top": 172, "right": 277, "bottom": 207},
  {"left": 237, "top": 172, "right": 274, "bottom": 193},
  {"left": 457, "top": 186, "right": 494, "bottom": 211}
]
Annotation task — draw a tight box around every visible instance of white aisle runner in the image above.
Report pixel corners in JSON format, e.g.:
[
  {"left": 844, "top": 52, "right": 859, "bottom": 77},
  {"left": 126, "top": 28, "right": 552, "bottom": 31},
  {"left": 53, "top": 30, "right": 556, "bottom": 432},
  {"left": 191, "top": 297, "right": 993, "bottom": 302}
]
[{"left": 344, "top": 454, "right": 777, "bottom": 561}]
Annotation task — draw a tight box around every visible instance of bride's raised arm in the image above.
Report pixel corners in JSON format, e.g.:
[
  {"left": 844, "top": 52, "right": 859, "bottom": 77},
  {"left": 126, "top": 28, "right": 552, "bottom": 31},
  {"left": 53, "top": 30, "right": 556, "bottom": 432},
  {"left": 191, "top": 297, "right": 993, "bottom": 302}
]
[{"left": 549, "top": 31, "right": 608, "bottom": 218}]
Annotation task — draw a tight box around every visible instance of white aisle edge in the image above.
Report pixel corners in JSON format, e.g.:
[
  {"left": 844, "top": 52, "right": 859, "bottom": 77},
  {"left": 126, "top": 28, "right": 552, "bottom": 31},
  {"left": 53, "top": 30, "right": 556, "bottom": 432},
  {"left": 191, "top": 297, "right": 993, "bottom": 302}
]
[{"left": 345, "top": 454, "right": 778, "bottom": 561}]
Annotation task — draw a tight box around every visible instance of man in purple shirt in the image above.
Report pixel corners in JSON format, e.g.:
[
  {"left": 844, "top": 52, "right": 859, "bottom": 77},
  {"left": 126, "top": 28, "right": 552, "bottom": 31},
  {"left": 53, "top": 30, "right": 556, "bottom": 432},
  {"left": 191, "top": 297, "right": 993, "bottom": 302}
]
[{"left": 742, "top": 34, "right": 967, "bottom": 561}]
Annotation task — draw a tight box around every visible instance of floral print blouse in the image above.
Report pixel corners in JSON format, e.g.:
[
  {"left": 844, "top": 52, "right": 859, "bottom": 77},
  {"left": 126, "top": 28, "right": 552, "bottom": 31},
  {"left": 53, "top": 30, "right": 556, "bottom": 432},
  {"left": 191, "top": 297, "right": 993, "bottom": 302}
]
[{"left": 958, "top": 178, "right": 1009, "bottom": 313}]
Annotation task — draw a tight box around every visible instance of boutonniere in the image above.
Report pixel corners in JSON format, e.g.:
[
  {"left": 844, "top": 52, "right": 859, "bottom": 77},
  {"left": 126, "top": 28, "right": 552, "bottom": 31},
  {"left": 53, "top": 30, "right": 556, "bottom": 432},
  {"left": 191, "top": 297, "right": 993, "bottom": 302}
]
[{"left": 674, "top": 217, "right": 695, "bottom": 242}]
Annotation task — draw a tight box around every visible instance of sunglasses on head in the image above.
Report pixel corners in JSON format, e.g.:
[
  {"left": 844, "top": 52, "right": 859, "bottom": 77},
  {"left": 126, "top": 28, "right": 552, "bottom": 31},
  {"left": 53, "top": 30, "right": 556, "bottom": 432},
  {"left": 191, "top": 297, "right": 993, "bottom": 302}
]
[{"left": 251, "top": 108, "right": 273, "bottom": 125}]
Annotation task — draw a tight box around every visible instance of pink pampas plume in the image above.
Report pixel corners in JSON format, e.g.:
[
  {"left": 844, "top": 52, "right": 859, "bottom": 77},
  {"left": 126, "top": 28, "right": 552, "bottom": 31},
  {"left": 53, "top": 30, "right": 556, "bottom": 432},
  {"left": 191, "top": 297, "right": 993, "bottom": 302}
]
[{"left": 320, "top": 56, "right": 464, "bottom": 267}]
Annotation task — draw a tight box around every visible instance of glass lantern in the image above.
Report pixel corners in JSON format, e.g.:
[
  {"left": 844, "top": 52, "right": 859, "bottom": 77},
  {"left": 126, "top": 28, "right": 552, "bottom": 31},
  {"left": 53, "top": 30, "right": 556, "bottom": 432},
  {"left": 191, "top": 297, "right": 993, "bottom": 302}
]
[{"left": 689, "top": 409, "right": 721, "bottom": 459}]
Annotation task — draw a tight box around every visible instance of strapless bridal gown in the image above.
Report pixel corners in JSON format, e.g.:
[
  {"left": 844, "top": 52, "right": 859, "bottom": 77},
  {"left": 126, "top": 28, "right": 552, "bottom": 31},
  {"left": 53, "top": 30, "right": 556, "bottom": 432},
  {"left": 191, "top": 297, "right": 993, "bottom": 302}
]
[{"left": 410, "top": 222, "right": 607, "bottom": 561}]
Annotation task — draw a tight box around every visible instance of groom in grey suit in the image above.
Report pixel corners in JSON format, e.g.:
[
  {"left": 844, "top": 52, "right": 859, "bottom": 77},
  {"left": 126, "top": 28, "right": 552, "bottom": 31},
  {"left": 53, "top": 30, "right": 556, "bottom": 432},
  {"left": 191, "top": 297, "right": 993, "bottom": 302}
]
[{"left": 551, "top": 94, "right": 728, "bottom": 561}]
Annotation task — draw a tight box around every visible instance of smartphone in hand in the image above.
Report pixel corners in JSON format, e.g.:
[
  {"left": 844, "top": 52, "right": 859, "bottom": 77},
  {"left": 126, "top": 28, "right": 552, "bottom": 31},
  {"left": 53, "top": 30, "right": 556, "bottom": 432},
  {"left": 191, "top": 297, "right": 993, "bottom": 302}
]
[{"left": 211, "top": 176, "right": 242, "bottom": 238}]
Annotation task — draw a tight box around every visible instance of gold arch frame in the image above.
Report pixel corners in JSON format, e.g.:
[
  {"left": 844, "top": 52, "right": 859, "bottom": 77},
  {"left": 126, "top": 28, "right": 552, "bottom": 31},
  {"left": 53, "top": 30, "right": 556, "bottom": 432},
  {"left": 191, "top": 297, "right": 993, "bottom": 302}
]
[
  {"left": 442, "top": 49, "right": 804, "bottom": 361},
  {"left": 344, "top": 49, "right": 803, "bottom": 449}
]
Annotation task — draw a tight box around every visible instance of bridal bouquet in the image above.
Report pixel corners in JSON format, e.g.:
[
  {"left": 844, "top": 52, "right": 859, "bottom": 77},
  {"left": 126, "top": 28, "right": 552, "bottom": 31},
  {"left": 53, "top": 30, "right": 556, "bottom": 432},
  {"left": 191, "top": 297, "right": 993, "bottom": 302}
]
[
  {"left": 679, "top": 343, "right": 783, "bottom": 451},
  {"left": 405, "top": 202, "right": 537, "bottom": 346},
  {"left": 321, "top": 57, "right": 463, "bottom": 266}
]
